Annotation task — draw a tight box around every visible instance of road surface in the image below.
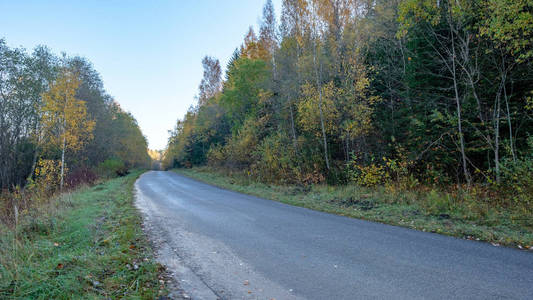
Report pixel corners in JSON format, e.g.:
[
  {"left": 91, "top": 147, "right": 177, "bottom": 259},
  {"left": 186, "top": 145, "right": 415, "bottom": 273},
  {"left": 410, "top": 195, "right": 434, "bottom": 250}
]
[{"left": 135, "top": 171, "right": 533, "bottom": 299}]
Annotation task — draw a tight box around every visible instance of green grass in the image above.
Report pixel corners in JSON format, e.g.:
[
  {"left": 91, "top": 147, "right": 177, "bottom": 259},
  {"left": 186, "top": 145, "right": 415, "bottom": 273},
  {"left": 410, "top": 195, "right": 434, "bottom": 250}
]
[
  {"left": 0, "top": 171, "right": 168, "bottom": 299},
  {"left": 175, "top": 167, "right": 533, "bottom": 250}
]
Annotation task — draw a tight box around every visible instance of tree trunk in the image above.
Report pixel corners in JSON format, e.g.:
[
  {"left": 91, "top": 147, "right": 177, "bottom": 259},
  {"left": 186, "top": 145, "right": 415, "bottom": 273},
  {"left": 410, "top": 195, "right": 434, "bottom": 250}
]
[
  {"left": 450, "top": 26, "right": 470, "bottom": 185},
  {"left": 60, "top": 128, "right": 66, "bottom": 191},
  {"left": 289, "top": 100, "right": 297, "bottom": 149},
  {"left": 495, "top": 92, "right": 501, "bottom": 184},
  {"left": 502, "top": 71, "right": 516, "bottom": 162}
]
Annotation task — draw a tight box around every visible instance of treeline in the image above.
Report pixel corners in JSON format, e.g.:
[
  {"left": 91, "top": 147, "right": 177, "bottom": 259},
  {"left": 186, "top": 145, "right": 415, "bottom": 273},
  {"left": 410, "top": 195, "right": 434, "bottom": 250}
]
[
  {"left": 0, "top": 38, "right": 150, "bottom": 195},
  {"left": 163, "top": 0, "right": 532, "bottom": 204}
]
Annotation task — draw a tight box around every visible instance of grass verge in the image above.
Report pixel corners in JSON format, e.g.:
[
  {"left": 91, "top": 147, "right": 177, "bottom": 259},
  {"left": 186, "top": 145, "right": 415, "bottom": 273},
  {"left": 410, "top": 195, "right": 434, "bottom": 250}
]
[
  {"left": 175, "top": 167, "right": 533, "bottom": 250},
  {"left": 0, "top": 170, "right": 169, "bottom": 299}
]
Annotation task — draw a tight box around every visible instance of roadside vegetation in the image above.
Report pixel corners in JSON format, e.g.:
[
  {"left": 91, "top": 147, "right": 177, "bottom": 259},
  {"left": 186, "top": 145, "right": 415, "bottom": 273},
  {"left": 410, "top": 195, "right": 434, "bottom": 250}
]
[
  {"left": 163, "top": 0, "right": 533, "bottom": 247},
  {"left": 0, "top": 171, "right": 169, "bottom": 299},
  {"left": 0, "top": 37, "right": 153, "bottom": 250},
  {"left": 177, "top": 167, "right": 532, "bottom": 249},
  {"left": 0, "top": 38, "right": 162, "bottom": 298},
  {"left": 1, "top": 38, "right": 151, "bottom": 226}
]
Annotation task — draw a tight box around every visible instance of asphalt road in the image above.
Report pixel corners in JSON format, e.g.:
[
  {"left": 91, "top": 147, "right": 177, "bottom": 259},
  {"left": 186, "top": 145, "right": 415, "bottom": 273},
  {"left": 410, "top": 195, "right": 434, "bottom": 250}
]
[{"left": 135, "top": 171, "right": 533, "bottom": 299}]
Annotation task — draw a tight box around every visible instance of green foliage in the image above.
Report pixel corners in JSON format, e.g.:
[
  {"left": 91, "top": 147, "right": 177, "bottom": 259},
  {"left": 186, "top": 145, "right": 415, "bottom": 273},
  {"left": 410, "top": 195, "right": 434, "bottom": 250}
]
[
  {"left": 97, "top": 158, "right": 127, "bottom": 178},
  {"left": 163, "top": 0, "right": 533, "bottom": 213},
  {"left": 423, "top": 189, "right": 452, "bottom": 216},
  {"left": 479, "top": 0, "right": 533, "bottom": 62},
  {"left": 499, "top": 137, "right": 533, "bottom": 210},
  {"left": 253, "top": 132, "right": 299, "bottom": 183},
  {"left": 220, "top": 57, "right": 270, "bottom": 130},
  {"left": 0, "top": 39, "right": 150, "bottom": 192}
]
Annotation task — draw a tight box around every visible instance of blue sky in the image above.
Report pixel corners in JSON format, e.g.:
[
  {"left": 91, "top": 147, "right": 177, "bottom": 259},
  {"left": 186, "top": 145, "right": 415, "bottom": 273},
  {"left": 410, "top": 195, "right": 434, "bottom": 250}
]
[{"left": 0, "top": 0, "right": 281, "bottom": 149}]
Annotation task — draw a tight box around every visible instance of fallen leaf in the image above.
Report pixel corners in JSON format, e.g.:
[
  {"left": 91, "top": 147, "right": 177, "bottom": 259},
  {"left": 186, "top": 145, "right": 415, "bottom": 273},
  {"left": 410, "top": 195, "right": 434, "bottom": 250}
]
[{"left": 56, "top": 263, "right": 64, "bottom": 269}]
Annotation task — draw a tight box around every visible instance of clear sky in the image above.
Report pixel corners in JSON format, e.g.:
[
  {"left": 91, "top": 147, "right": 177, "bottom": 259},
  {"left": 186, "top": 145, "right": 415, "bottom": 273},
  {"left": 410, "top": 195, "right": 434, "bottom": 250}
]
[{"left": 0, "top": 0, "right": 282, "bottom": 150}]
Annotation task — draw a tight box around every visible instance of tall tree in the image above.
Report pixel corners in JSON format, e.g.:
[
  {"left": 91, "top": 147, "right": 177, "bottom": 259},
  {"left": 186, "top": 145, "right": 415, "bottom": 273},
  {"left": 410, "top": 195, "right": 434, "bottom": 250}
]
[
  {"left": 259, "top": 0, "right": 279, "bottom": 60},
  {"left": 41, "top": 68, "right": 95, "bottom": 189},
  {"left": 198, "top": 56, "right": 222, "bottom": 106}
]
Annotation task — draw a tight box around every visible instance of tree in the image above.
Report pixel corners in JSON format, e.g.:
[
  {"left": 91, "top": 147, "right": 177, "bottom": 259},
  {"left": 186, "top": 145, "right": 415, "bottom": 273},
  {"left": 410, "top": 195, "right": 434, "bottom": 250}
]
[
  {"left": 41, "top": 68, "right": 95, "bottom": 189},
  {"left": 198, "top": 56, "right": 222, "bottom": 106},
  {"left": 0, "top": 40, "right": 31, "bottom": 189},
  {"left": 241, "top": 27, "right": 262, "bottom": 59},
  {"left": 399, "top": 0, "right": 472, "bottom": 184},
  {"left": 480, "top": 0, "right": 533, "bottom": 63},
  {"left": 259, "top": 0, "right": 279, "bottom": 60},
  {"left": 0, "top": 38, "right": 150, "bottom": 193},
  {"left": 163, "top": 0, "right": 533, "bottom": 190}
]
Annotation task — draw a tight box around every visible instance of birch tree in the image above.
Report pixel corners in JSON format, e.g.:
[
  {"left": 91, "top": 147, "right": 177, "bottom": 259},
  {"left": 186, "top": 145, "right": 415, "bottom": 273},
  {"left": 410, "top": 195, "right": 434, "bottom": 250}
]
[{"left": 41, "top": 69, "right": 95, "bottom": 190}]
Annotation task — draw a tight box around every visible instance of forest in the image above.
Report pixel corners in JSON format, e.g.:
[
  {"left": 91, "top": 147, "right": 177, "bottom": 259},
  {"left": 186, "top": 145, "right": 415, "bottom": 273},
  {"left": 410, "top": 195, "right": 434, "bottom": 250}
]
[
  {"left": 163, "top": 0, "right": 533, "bottom": 211},
  {"left": 0, "top": 39, "right": 150, "bottom": 224}
]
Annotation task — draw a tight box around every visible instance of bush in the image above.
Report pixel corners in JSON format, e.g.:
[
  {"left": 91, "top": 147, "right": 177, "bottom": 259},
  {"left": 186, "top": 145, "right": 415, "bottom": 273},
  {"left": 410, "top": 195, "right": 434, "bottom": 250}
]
[
  {"left": 213, "top": 117, "right": 263, "bottom": 169},
  {"left": 253, "top": 132, "right": 298, "bottom": 183},
  {"left": 500, "top": 158, "right": 533, "bottom": 210},
  {"left": 97, "top": 158, "right": 128, "bottom": 177},
  {"left": 65, "top": 167, "right": 98, "bottom": 187},
  {"left": 32, "top": 159, "right": 64, "bottom": 195},
  {"left": 346, "top": 154, "right": 389, "bottom": 187},
  {"left": 207, "top": 144, "right": 226, "bottom": 167},
  {"left": 498, "top": 136, "right": 533, "bottom": 210},
  {"left": 423, "top": 189, "right": 452, "bottom": 216}
]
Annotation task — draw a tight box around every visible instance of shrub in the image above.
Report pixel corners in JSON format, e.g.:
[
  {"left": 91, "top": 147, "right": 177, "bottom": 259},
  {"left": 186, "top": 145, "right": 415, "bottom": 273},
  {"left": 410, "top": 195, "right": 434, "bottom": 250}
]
[
  {"left": 207, "top": 144, "right": 226, "bottom": 167},
  {"left": 97, "top": 158, "right": 128, "bottom": 177},
  {"left": 216, "top": 117, "right": 263, "bottom": 169},
  {"left": 346, "top": 154, "right": 389, "bottom": 187},
  {"left": 500, "top": 159, "right": 533, "bottom": 211},
  {"left": 298, "top": 164, "right": 326, "bottom": 185},
  {"left": 424, "top": 189, "right": 452, "bottom": 216},
  {"left": 253, "top": 132, "right": 298, "bottom": 183},
  {"left": 65, "top": 167, "right": 98, "bottom": 187},
  {"left": 31, "top": 159, "right": 64, "bottom": 196}
]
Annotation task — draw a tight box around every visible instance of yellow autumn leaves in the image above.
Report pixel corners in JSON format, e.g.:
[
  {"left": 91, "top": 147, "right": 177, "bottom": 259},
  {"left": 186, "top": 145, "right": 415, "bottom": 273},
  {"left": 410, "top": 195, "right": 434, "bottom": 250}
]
[
  {"left": 41, "top": 69, "right": 95, "bottom": 152},
  {"left": 297, "top": 77, "right": 380, "bottom": 140},
  {"left": 40, "top": 69, "right": 95, "bottom": 189}
]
